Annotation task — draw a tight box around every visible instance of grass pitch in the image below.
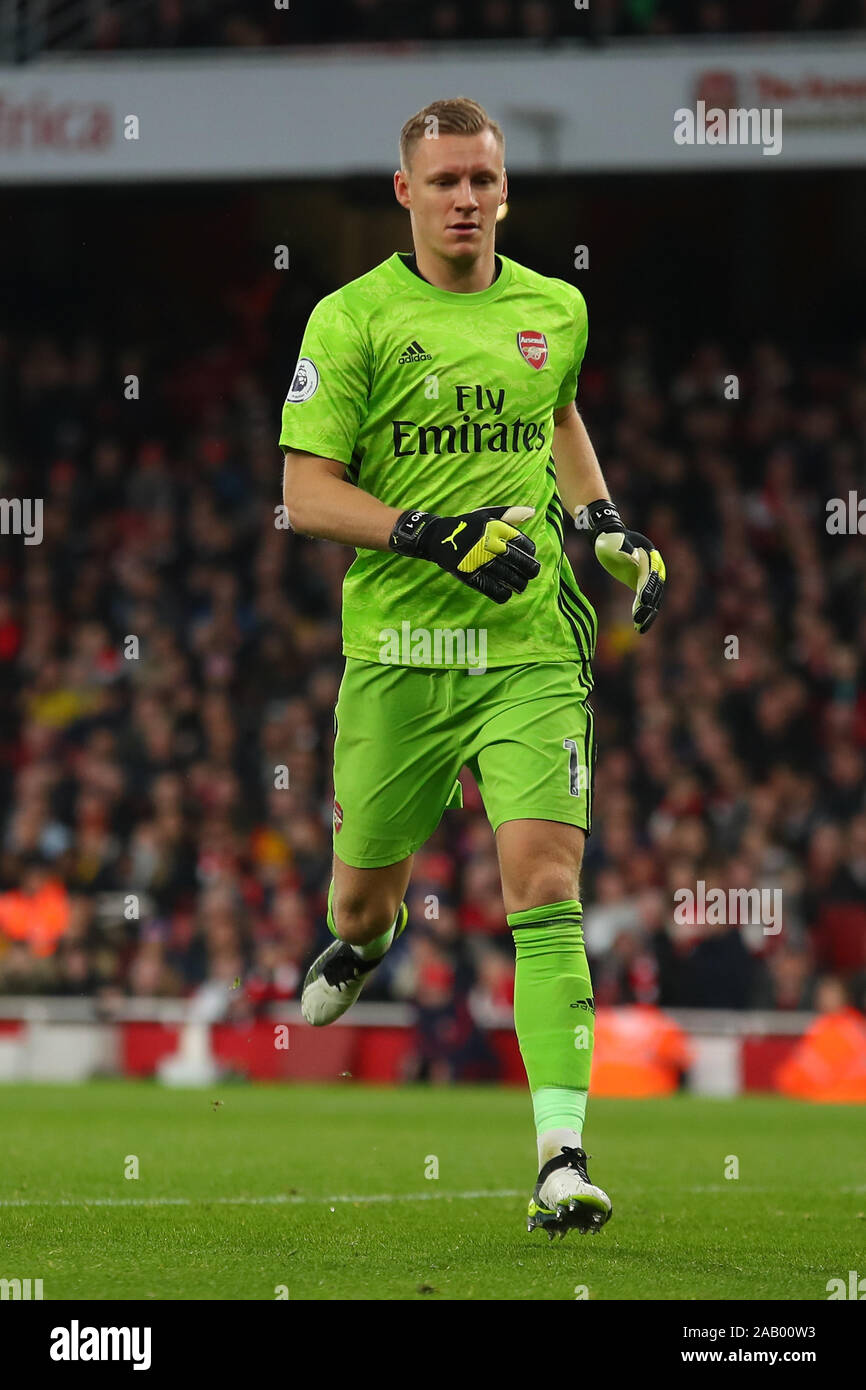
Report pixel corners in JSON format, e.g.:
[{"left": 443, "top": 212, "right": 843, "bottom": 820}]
[{"left": 1, "top": 1082, "right": 863, "bottom": 1301}]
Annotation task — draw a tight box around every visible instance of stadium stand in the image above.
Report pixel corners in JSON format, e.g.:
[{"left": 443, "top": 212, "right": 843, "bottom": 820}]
[
  {"left": 3, "top": 0, "right": 865, "bottom": 61},
  {"left": 2, "top": 252, "right": 864, "bottom": 1023}
]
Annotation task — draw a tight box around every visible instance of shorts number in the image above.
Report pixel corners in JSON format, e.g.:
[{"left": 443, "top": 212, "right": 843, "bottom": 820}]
[{"left": 563, "top": 738, "right": 588, "bottom": 797}]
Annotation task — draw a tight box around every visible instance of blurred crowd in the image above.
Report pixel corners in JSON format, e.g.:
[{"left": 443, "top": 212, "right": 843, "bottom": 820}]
[
  {"left": 18, "top": 0, "right": 866, "bottom": 57},
  {"left": 1, "top": 250, "right": 865, "bottom": 1049}
]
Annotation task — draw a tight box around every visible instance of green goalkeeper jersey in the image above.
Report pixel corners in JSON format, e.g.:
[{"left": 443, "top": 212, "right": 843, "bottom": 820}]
[{"left": 279, "top": 251, "right": 597, "bottom": 669}]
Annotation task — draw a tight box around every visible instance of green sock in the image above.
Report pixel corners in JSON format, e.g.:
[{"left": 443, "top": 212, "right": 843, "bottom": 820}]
[
  {"left": 508, "top": 899, "right": 594, "bottom": 1136},
  {"left": 532, "top": 1087, "right": 587, "bottom": 1135},
  {"left": 326, "top": 880, "right": 398, "bottom": 961}
]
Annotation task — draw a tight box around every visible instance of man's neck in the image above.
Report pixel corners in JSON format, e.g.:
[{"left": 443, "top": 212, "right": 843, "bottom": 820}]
[{"left": 411, "top": 245, "right": 499, "bottom": 293}]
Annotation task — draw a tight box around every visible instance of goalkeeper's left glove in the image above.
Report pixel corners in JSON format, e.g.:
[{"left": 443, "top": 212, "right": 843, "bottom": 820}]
[{"left": 577, "top": 498, "right": 666, "bottom": 634}]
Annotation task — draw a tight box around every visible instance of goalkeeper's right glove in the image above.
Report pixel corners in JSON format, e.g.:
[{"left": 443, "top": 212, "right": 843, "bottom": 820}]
[{"left": 389, "top": 505, "right": 540, "bottom": 605}]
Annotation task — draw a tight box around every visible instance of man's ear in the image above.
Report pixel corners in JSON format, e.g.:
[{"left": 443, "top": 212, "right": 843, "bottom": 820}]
[
  {"left": 500, "top": 168, "right": 508, "bottom": 204},
  {"left": 394, "top": 169, "right": 410, "bottom": 210}
]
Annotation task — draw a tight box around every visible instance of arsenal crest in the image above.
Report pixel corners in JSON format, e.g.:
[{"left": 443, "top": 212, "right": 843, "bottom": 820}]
[{"left": 517, "top": 330, "right": 548, "bottom": 370}]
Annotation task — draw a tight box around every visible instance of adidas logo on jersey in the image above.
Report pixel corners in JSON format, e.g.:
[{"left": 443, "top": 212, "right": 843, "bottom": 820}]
[{"left": 397, "top": 340, "right": 433, "bottom": 364}]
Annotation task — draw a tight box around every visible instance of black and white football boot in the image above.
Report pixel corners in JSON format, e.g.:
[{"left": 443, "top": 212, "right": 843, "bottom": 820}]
[
  {"left": 527, "top": 1146, "right": 612, "bottom": 1240},
  {"left": 301, "top": 903, "right": 408, "bottom": 1027}
]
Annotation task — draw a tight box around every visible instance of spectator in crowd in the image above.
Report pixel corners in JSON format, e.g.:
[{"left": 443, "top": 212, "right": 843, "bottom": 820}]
[{"left": 0, "top": 855, "right": 72, "bottom": 959}]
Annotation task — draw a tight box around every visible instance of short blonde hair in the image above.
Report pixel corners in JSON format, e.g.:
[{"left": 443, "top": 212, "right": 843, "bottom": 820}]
[{"left": 399, "top": 97, "right": 505, "bottom": 170}]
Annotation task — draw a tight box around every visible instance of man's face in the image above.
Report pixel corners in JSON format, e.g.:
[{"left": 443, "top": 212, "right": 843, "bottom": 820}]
[{"left": 394, "top": 130, "right": 507, "bottom": 264}]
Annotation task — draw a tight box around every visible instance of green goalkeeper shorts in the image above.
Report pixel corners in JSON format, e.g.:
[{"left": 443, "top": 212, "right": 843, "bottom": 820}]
[{"left": 332, "top": 658, "right": 596, "bottom": 868}]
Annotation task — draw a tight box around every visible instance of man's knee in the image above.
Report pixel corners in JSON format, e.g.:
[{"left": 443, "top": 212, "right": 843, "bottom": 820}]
[
  {"left": 510, "top": 865, "right": 581, "bottom": 915},
  {"left": 497, "top": 821, "right": 585, "bottom": 915},
  {"left": 501, "top": 831, "right": 585, "bottom": 915}
]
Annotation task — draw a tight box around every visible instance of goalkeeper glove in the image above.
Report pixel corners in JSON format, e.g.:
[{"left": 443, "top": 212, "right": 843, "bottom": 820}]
[
  {"left": 389, "top": 505, "right": 540, "bottom": 605},
  {"left": 578, "top": 498, "right": 665, "bottom": 634}
]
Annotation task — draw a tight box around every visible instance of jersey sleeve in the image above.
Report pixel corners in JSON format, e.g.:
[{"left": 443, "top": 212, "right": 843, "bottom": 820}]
[
  {"left": 278, "top": 293, "right": 371, "bottom": 465},
  {"left": 554, "top": 287, "right": 589, "bottom": 410}
]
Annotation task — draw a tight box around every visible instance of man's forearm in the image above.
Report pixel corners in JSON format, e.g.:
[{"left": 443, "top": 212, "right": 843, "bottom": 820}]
[
  {"left": 283, "top": 453, "right": 402, "bottom": 549},
  {"left": 551, "top": 404, "right": 609, "bottom": 522}
]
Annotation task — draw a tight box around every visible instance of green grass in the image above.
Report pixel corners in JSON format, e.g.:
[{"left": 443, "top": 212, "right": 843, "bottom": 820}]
[{"left": 0, "top": 1082, "right": 863, "bottom": 1300}]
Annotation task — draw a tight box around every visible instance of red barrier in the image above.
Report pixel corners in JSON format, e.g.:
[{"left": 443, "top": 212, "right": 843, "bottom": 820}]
[
  {"left": 122, "top": 1022, "right": 181, "bottom": 1075},
  {"left": 92, "top": 1017, "right": 865, "bottom": 1100}
]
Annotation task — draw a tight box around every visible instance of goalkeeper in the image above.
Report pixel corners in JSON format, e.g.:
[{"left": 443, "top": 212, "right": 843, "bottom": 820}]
[{"left": 280, "top": 97, "right": 664, "bottom": 1239}]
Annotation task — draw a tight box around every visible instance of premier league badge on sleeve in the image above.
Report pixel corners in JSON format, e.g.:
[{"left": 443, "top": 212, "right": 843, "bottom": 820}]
[
  {"left": 517, "top": 331, "right": 549, "bottom": 370},
  {"left": 286, "top": 357, "right": 320, "bottom": 402}
]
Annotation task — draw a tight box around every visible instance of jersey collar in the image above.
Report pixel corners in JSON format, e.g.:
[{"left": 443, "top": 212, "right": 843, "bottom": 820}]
[{"left": 386, "top": 251, "right": 512, "bottom": 304}]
